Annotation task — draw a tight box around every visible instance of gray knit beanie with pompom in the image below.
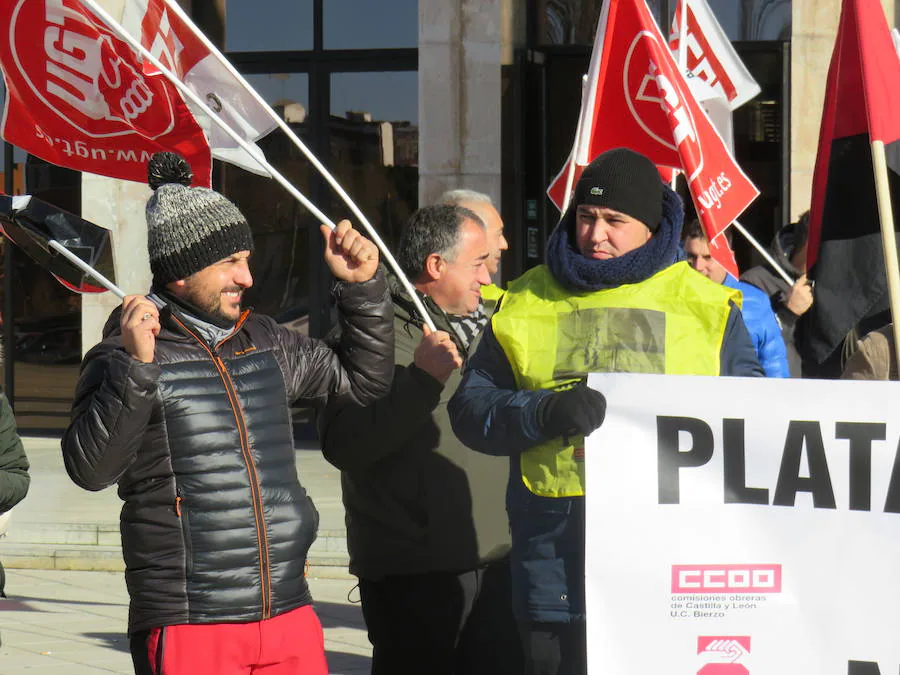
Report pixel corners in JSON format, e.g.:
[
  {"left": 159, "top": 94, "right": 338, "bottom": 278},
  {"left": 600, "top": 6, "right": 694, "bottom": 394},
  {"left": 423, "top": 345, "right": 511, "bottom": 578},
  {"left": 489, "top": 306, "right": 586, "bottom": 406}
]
[{"left": 145, "top": 152, "right": 253, "bottom": 285}]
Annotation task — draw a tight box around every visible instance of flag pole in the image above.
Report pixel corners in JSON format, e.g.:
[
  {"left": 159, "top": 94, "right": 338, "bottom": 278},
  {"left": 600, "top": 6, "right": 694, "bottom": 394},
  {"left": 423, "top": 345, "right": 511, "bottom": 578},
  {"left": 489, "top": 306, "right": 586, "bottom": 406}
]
[
  {"left": 47, "top": 241, "right": 126, "bottom": 299},
  {"left": 677, "top": 0, "right": 688, "bottom": 71},
  {"left": 3, "top": 142, "right": 14, "bottom": 406},
  {"left": 82, "top": 0, "right": 437, "bottom": 331},
  {"left": 731, "top": 220, "right": 794, "bottom": 285},
  {"left": 560, "top": 76, "right": 589, "bottom": 214},
  {"left": 870, "top": 140, "right": 900, "bottom": 370},
  {"left": 670, "top": 0, "right": 687, "bottom": 191}
]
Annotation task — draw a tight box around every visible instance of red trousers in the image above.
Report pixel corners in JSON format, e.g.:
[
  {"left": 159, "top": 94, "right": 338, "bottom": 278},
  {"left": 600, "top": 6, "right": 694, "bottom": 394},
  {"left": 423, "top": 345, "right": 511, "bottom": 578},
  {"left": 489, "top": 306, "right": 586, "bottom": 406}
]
[{"left": 130, "top": 605, "right": 327, "bottom": 675}]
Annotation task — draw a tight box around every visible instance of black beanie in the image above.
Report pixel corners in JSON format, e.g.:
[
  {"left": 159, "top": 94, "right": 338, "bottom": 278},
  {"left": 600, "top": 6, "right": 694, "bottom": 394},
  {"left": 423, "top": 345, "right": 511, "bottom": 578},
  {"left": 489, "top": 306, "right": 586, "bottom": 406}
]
[
  {"left": 145, "top": 152, "right": 254, "bottom": 285},
  {"left": 572, "top": 147, "right": 663, "bottom": 232}
]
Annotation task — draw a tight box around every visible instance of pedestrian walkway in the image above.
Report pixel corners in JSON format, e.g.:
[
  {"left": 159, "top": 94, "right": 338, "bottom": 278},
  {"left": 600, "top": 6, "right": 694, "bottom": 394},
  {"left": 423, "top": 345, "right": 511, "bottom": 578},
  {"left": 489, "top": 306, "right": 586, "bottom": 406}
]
[
  {"left": 0, "top": 436, "right": 372, "bottom": 673},
  {"left": 0, "top": 568, "right": 371, "bottom": 674},
  {"left": 2, "top": 437, "right": 351, "bottom": 576}
]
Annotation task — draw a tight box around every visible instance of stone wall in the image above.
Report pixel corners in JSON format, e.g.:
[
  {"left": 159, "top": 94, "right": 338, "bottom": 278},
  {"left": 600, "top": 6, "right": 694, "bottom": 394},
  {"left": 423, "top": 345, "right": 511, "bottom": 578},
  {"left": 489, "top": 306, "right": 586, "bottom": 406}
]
[{"left": 418, "top": 0, "right": 504, "bottom": 207}]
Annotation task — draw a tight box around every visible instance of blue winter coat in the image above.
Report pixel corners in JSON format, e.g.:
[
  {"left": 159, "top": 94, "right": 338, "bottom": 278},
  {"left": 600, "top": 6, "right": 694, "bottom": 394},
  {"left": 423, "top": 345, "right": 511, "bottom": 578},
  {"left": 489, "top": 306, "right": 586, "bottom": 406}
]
[{"left": 723, "top": 274, "right": 790, "bottom": 378}]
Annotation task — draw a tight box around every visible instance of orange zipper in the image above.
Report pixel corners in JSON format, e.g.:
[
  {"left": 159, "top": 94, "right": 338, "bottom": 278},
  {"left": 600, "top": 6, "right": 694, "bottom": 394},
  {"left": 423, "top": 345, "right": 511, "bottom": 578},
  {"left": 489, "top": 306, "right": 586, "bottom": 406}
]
[{"left": 172, "top": 313, "right": 272, "bottom": 618}]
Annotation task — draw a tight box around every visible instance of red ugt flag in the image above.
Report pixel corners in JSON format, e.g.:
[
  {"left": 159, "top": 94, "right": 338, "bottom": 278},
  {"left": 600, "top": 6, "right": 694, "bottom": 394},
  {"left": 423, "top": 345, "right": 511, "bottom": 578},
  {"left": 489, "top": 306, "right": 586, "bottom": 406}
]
[
  {"left": 0, "top": 0, "right": 212, "bottom": 186},
  {"left": 547, "top": 0, "right": 758, "bottom": 276}
]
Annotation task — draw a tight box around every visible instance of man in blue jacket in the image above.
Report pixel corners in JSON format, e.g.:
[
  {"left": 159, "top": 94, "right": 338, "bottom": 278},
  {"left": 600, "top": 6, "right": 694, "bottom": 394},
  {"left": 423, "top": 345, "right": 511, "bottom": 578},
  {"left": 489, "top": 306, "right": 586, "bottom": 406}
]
[
  {"left": 448, "top": 148, "right": 763, "bottom": 675},
  {"left": 683, "top": 220, "right": 790, "bottom": 378}
]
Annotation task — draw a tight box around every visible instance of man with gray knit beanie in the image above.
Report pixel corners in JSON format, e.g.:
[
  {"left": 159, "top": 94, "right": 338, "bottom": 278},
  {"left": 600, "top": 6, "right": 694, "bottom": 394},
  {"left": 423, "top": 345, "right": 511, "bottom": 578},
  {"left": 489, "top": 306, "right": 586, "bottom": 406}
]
[{"left": 62, "top": 152, "right": 394, "bottom": 675}]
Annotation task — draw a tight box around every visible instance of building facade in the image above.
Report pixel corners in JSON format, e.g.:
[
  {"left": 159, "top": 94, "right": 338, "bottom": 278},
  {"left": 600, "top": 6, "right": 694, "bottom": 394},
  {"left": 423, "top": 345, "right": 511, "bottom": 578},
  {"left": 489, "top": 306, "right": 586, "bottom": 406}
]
[{"left": 1, "top": 0, "right": 896, "bottom": 429}]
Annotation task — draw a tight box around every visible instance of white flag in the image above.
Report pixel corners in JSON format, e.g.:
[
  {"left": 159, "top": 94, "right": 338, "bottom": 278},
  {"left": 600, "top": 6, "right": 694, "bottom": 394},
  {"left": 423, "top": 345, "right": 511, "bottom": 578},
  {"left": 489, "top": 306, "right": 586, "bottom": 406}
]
[
  {"left": 669, "top": 0, "right": 761, "bottom": 111},
  {"left": 121, "top": 0, "right": 276, "bottom": 176}
]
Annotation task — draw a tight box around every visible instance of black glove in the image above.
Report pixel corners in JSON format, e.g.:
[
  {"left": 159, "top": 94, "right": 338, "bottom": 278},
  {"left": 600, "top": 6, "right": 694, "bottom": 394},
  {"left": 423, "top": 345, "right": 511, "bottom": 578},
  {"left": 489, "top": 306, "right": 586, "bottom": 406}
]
[{"left": 537, "top": 382, "right": 607, "bottom": 438}]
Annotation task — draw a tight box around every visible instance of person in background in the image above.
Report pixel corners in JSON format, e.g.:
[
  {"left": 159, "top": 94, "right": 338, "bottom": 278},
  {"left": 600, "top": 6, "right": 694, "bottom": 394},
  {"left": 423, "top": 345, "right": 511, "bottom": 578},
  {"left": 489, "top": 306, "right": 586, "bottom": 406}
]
[
  {"left": 683, "top": 219, "right": 790, "bottom": 378},
  {"left": 841, "top": 324, "right": 897, "bottom": 380},
  {"left": 440, "top": 189, "right": 509, "bottom": 309},
  {"left": 741, "top": 212, "right": 814, "bottom": 377}
]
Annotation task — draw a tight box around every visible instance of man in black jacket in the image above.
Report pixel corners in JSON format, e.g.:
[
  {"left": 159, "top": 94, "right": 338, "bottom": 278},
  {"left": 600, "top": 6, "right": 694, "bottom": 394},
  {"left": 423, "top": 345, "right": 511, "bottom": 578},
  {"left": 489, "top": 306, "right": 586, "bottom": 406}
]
[
  {"left": 319, "top": 204, "right": 522, "bottom": 674},
  {"left": 62, "top": 152, "right": 393, "bottom": 675}
]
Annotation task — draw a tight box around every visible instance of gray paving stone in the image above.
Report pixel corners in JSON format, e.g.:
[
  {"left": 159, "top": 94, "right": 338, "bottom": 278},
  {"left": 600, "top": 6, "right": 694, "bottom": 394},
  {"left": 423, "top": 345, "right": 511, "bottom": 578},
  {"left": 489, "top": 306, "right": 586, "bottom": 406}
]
[{"left": 0, "top": 570, "right": 371, "bottom": 674}]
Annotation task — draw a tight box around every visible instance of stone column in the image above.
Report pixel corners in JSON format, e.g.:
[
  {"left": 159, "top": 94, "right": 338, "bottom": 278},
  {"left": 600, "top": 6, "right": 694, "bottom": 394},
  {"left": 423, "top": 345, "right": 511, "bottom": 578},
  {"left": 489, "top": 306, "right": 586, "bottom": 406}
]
[
  {"left": 418, "top": 0, "right": 503, "bottom": 207},
  {"left": 80, "top": 176, "right": 152, "bottom": 354},
  {"left": 790, "top": 0, "right": 897, "bottom": 221},
  {"left": 79, "top": 0, "right": 152, "bottom": 354}
]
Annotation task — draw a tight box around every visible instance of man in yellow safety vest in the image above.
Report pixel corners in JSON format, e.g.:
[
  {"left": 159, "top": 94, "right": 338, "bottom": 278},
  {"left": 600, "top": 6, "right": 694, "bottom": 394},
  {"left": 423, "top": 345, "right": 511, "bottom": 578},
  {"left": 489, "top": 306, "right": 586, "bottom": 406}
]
[{"left": 449, "top": 147, "right": 763, "bottom": 675}]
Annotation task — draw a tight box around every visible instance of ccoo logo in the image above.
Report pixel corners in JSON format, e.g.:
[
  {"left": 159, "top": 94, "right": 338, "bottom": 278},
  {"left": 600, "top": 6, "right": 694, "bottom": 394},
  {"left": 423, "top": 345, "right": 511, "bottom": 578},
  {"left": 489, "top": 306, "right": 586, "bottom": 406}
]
[
  {"left": 697, "top": 636, "right": 750, "bottom": 674},
  {"left": 672, "top": 564, "right": 782, "bottom": 594},
  {"left": 9, "top": 0, "right": 176, "bottom": 139},
  {"left": 623, "top": 29, "right": 704, "bottom": 180}
]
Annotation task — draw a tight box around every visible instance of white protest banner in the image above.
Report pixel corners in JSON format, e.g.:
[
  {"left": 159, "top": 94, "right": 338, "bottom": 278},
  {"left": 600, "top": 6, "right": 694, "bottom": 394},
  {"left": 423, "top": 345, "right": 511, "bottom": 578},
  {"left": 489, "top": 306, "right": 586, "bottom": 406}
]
[{"left": 585, "top": 372, "right": 900, "bottom": 675}]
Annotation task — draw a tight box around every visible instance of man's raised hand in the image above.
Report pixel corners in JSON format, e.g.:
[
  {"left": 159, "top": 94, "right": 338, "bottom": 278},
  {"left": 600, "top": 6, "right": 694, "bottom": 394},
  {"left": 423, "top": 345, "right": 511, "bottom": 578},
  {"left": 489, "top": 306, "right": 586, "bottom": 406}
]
[
  {"left": 320, "top": 220, "right": 380, "bottom": 283},
  {"left": 120, "top": 295, "right": 160, "bottom": 364}
]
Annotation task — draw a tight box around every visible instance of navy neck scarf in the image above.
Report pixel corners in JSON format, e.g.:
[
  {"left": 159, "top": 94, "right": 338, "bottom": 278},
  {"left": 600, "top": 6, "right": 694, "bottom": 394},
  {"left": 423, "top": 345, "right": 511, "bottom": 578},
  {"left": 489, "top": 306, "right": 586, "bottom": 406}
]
[{"left": 546, "top": 186, "right": 684, "bottom": 293}]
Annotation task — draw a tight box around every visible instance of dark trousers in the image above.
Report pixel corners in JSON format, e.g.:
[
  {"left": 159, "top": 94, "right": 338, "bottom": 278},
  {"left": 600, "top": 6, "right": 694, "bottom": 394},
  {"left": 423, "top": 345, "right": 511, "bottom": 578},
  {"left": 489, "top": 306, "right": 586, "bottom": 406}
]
[
  {"left": 519, "top": 620, "right": 587, "bottom": 675},
  {"left": 358, "top": 556, "right": 523, "bottom": 675}
]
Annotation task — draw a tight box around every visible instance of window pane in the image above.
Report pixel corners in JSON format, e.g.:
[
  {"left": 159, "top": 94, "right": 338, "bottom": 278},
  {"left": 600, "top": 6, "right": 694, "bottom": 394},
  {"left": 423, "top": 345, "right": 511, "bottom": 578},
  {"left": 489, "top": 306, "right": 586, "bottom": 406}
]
[
  {"left": 226, "top": 0, "right": 313, "bottom": 51},
  {"left": 324, "top": 0, "right": 418, "bottom": 49},
  {"left": 242, "top": 73, "right": 309, "bottom": 109},
  {"left": 536, "top": 0, "right": 790, "bottom": 45},
  {"left": 709, "top": 0, "right": 791, "bottom": 41},
  {"left": 329, "top": 72, "right": 419, "bottom": 252},
  {"left": 539, "top": 0, "right": 619, "bottom": 45},
  {"left": 223, "top": 74, "right": 313, "bottom": 320},
  {"left": 4, "top": 157, "right": 81, "bottom": 432},
  {"left": 332, "top": 72, "right": 418, "bottom": 125}
]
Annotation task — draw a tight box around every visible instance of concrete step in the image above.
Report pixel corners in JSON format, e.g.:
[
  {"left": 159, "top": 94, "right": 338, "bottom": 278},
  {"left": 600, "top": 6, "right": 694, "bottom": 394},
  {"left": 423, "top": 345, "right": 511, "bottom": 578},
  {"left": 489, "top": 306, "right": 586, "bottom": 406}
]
[
  {"left": 2, "top": 542, "right": 124, "bottom": 572},
  {"left": 5, "top": 521, "right": 120, "bottom": 547},
  {"left": 1, "top": 523, "right": 352, "bottom": 578}
]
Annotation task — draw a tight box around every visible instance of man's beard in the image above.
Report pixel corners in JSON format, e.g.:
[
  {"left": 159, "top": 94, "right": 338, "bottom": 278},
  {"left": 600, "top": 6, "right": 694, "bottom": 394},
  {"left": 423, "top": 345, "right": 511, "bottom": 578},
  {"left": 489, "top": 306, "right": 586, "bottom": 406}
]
[{"left": 185, "top": 284, "right": 243, "bottom": 324}]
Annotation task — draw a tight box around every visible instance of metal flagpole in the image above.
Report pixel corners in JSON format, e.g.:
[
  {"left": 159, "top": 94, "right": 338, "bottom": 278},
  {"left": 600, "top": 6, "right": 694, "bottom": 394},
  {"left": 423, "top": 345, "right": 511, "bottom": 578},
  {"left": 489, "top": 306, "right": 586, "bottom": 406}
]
[
  {"left": 731, "top": 221, "right": 794, "bottom": 286},
  {"left": 560, "top": 76, "right": 588, "bottom": 215},
  {"left": 3, "top": 142, "right": 13, "bottom": 406}
]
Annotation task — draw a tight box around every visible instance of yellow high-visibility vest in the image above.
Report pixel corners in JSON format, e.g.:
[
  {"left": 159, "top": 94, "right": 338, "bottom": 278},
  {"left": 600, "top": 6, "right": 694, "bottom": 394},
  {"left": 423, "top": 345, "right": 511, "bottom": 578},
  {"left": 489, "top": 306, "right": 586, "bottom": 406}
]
[{"left": 492, "top": 261, "right": 740, "bottom": 498}]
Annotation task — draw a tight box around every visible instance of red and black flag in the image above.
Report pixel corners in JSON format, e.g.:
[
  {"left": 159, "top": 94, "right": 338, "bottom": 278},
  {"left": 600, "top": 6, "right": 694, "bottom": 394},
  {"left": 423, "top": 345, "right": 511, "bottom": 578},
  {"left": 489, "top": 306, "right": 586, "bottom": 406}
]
[
  {"left": 801, "top": 0, "right": 900, "bottom": 368},
  {"left": 0, "top": 194, "right": 117, "bottom": 295}
]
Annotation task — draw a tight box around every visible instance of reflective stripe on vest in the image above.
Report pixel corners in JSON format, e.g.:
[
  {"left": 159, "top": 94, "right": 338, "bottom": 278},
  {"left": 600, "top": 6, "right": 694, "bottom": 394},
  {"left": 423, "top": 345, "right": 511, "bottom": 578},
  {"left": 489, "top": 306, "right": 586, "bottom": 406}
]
[{"left": 492, "top": 261, "right": 740, "bottom": 498}]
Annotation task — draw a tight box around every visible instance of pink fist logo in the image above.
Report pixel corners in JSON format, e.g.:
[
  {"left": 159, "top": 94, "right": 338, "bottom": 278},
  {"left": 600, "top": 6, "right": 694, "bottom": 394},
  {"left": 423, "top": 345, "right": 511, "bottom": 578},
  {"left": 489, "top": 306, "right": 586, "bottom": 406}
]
[{"left": 697, "top": 636, "right": 750, "bottom": 675}]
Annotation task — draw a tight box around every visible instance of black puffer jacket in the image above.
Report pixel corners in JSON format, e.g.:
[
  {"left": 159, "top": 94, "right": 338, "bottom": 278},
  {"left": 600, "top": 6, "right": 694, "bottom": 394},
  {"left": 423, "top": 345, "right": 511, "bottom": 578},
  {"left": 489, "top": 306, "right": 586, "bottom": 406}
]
[{"left": 62, "top": 272, "right": 392, "bottom": 634}]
